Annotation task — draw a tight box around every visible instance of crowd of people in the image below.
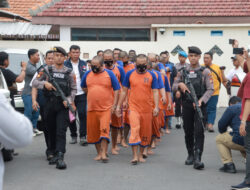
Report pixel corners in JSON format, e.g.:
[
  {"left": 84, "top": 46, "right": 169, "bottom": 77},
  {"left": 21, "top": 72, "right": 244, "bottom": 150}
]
[{"left": 0, "top": 39, "right": 249, "bottom": 190}]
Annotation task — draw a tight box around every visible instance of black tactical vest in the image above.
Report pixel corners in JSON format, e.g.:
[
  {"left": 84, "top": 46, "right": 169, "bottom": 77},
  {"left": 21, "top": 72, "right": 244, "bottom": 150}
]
[
  {"left": 186, "top": 67, "right": 206, "bottom": 99},
  {"left": 43, "top": 66, "right": 71, "bottom": 98}
]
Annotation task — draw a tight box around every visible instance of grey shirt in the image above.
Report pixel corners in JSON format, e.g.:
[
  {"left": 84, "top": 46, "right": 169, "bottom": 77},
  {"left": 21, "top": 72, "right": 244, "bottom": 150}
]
[
  {"left": 32, "top": 65, "right": 77, "bottom": 103},
  {"left": 175, "top": 62, "right": 189, "bottom": 72},
  {"left": 172, "top": 64, "right": 214, "bottom": 104},
  {"left": 22, "top": 61, "right": 38, "bottom": 95}
]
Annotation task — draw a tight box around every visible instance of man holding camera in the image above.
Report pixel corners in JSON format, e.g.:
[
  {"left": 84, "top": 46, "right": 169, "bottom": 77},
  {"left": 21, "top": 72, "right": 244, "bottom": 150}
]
[
  {"left": 231, "top": 46, "right": 250, "bottom": 190},
  {"left": 0, "top": 51, "right": 27, "bottom": 107}
]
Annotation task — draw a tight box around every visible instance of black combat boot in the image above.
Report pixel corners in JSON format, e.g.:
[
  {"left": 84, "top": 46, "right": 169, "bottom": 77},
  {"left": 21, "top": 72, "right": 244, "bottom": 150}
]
[
  {"left": 49, "top": 154, "right": 58, "bottom": 165},
  {"left": 185, "top": 152, "right": 194, "bottom": 165},
  {"left": 193, "top": 149, "right": 204, "bottom": 170},
  {"left": 219, "top": 162, "right": 236, "bottom": 173},
  {"left": 56, "top": 152, "right": 67, "bottom": 170}
]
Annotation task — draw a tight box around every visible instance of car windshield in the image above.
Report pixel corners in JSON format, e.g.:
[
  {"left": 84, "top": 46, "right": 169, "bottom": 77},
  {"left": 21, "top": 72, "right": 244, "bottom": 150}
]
[{"left": 8, "top": 53, "right": 42, "bottom": 75}]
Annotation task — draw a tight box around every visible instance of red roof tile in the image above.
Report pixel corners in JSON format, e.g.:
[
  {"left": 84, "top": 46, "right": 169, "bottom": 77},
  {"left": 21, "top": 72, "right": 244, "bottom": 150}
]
[
  {"left": 35, "top": 0, "right": 250, "bottom": 17},
  {"left": 0, "top": 0, "right": 53, "bottom": 21}
]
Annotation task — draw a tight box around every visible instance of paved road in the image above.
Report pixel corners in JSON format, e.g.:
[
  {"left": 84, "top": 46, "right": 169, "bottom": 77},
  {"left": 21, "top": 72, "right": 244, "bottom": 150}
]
[{"left": 3, "top": 108, "right": 245, "bottom": 190}]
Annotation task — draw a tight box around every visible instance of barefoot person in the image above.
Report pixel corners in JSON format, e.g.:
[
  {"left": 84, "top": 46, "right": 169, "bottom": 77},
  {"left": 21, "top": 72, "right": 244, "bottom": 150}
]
[
  {"left": 116, "top": 54, "right": 159, "bottom": 164},
  {"left": 144, "top": 55, "right": 167, "bottom": 157},
  {"left": 120, "top": 51, "right": 135, "bottom": 148},
  {"left": 81, "top": 56, "right": 120, "bottom": 163},
  {"left": 103, "top": 49, "right": 125, "bottom": 155}
]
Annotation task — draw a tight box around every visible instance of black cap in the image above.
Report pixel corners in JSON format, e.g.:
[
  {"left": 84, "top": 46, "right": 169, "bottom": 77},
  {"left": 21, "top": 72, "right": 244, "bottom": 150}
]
[
  {"left": 53, "top": 46, "right": 67, "bottom": 56},
  {"left": 188, "top": 46, "right": 202, "bottom": 55},
  {"left": 231, "top": 56, "right": 237, "bottom": 60}
]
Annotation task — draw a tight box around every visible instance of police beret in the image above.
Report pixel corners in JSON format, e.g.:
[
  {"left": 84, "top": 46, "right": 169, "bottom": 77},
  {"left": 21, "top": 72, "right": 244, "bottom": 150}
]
[
  {"left": 188, "top": 46, "right": 202, "bottom": 55},
  {"left": 53, "top": 46, "right": 67, "bottom": 56},
  {"left": 178, "top": 51, "right": 188, "bottom": 58}
]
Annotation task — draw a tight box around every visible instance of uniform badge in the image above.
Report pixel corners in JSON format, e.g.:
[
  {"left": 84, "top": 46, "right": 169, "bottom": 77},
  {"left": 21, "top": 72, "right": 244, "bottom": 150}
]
[{"left": 188, "top": 71, "right": 197, "bottom": 79}]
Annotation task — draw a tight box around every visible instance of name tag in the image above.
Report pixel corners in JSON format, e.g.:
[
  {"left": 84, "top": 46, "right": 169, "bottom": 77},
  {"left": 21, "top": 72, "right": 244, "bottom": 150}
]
[
  {"left": 53, "top": 73, "right": 65, "bottom": 79},
  {"left": 188, "top": 71, "right": 197, "bottom": 79}
]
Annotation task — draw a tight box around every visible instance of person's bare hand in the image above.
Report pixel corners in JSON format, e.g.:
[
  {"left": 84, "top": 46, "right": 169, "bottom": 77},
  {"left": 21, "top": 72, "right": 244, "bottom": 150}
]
[
  {"left": 71, "top": 103, "right": 76, "bottom": 111},
  {"left": 111, "top": 105, "right": 117, "bottom": 114},
  {"left": 153, "top": 107, "right": 159, "bottom": 117},
  {"left": 175, "top": 90, "right": 181, "bottom": 99},
  {"left": 63, "top": 101, "right": 68, "bottom": 108},
  {"left": 167, "top": 103, "right": 171, "bottom": 111},
  {"left": 232, "top": 40, "right": 239, "bottom": 48},
  {"left": 193, "top": 99, "right": 202, "bottom": 109},
  {"left": 44, "top": 82, "right": 56, "bottom": 91},
  {"left": 240, "top": 123, "right": 246, "bottom": 136},
  {"left": 161, "top": 96, "right": 167, "bottom": 105},
  {"left": 243, "top": 49, "right": 249, "bottom": 59},
  {"left": 178, "top": 82, "right": 190, "bottom": 93},
  {"left": 122, "top": 101, "right": 128, "bottom": 110},
  {"left": 21, "top": 61, "right": 27, "bottom": 68},
  {"left": 115, "top": 107, "right": 122, "bottom": 117},
  {"left": 32, "top": 101, "right": 39, "bottom": 111}
]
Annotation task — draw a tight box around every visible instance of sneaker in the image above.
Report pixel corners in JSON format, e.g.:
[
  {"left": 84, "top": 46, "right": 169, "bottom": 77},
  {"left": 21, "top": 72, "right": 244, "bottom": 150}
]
[
  {"left": 79, "top": 137, "right": 88, "bottom": 146},
  {"left": 33, "top": 133, "right": 37, "bottom": 137},
  {"left": 69, "top": 137, "right": 77, "bottom": 144},
  {"left": 34, "top": 129, "right": 43, "bottom": 135},
  {"left": 231, "top": 181, "right": 250, "bottom": 189}
]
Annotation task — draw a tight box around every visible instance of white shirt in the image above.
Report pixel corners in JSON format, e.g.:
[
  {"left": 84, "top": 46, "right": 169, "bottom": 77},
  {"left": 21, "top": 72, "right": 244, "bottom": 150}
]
[
  {"left": 0, "top": 93, "right": 33, "bottom": 190},
  {"left": 226, "top": 67, "right": 246, "bottom": 82},
  {"left": 71, "top": 61, "right": 84, "bottom": 96}
]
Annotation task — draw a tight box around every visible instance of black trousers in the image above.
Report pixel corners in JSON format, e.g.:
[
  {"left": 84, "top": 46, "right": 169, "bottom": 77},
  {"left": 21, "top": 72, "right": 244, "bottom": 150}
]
[
  {"left": 44, "top": 98, "right": 69, "bottom": 154},
  {"left": 39, "top": 105, "right": 50, "bottom": 154},
  {"left": 69, "top": 94, "right": 87, "bottom": 138},
  {"left": 175, "top": 98, "right": 182, "bottom": 117},
  {"left": 182, "top": 102, "right": 206, "bottom": 154}
]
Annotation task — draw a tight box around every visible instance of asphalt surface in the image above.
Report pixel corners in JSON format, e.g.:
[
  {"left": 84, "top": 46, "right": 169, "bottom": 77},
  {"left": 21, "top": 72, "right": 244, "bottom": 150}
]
[{"left": 3, "top": 108, "right": 246, "bottom": 190}]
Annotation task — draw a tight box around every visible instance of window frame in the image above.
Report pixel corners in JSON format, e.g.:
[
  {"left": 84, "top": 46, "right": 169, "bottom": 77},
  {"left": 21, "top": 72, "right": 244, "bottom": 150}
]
[
  {"left": 173, "top": 30, "right": 186, "bottom": 37},
  {"left": 71, "top": 28, "right": 151, "bottom": 41},
  {"left": 211, "top": 30, "right": 223, "bottom": 37}
]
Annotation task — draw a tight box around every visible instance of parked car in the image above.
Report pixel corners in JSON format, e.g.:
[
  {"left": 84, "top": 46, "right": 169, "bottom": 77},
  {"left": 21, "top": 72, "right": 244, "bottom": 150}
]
[{"left": 0, "top": 48, "right": 45, "bottom": 112}]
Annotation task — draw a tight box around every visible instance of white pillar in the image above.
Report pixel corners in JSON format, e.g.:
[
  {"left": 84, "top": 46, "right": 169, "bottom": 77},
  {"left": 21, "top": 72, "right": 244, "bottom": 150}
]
[{"left": 60, "top": 26, "right": 71, "bottom": 41}]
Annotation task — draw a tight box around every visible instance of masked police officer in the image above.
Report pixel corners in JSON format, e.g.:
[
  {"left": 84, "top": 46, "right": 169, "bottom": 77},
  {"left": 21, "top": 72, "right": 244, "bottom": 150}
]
[
  {"left": 32, "top": 47, "right": 76, "bottom": 170},
  {"left": 173, "top": 46, "right": 214, "bottom": 170}
]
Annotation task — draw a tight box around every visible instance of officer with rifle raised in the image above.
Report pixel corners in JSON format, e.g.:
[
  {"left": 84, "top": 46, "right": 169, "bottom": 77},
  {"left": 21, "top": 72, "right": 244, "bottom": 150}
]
[
  {"left": 173, "top": 46, "right": 214, "bottom": 170},
  {"left": 32, "top": 47, "right": 76, "bottom": 170}
]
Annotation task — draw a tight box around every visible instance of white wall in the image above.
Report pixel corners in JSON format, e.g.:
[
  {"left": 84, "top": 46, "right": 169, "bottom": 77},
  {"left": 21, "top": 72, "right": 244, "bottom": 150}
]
[{"left": 0, "top": 25, "right": 249, "bottom": 106}]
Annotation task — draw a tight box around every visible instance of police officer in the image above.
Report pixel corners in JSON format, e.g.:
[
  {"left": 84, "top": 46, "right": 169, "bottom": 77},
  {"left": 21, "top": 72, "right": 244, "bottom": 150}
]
[
  {"left": 173, "top": 46, "right": 214, "bottom": 170},
  {"left": 174, "top": 51, "right": 188, "bottom": 129},
  {"left": 32, "top": 47, "right": 76, "bottom": 170}
]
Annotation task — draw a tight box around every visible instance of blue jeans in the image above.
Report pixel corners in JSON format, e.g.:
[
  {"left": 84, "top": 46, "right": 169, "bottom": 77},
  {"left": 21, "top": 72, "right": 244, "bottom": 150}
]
[
  {"left": 22, "top": 94, "right": 40, "bottom": 129},
  {"left": 206, "top": 95, "right": 219, "bottom": 125}
]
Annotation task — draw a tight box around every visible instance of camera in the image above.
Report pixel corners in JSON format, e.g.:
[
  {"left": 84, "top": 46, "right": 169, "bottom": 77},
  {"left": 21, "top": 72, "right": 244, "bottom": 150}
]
[
  {"left": 159, "top": 28, "right": 166, "bottom": 35},
  {"left": 233, "top": 48, "right": 244, "bottom": 55},
  {"left": 229, "top": 39, "right": 235, "bottom": 45}
]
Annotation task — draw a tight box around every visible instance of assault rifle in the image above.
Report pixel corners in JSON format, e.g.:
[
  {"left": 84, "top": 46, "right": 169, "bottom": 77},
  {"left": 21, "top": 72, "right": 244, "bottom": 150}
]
[{"left": 37, "top": 65, "right": 75, "bottom": 113}]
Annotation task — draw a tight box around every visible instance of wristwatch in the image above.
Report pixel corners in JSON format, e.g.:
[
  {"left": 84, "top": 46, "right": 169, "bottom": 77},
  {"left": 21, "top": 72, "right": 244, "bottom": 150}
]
[{"left": 241, "top": 121, "right": 247, "bottom": 126}]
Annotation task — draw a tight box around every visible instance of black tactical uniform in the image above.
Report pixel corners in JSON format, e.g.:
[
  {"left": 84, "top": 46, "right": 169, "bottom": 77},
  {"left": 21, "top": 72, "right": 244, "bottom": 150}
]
[
  {"left": 32, "top": 47, "right": 76, "bottom": 170},
  {"left": 173, "top": 46, "right": 214, "bottom": 170}
]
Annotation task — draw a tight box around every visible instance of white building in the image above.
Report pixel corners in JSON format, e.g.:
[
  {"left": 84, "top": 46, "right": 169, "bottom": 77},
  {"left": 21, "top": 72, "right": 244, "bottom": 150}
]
[{"left": 2, "top": 0, "right": 250, "bottom": 106}]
